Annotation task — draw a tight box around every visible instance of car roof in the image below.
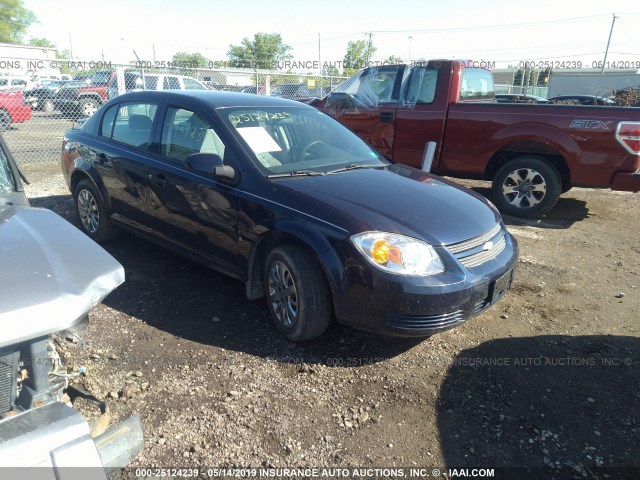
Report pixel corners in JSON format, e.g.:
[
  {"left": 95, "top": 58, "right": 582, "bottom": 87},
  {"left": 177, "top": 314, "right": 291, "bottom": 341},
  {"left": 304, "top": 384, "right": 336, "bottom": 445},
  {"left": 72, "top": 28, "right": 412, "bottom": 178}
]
[{"left": 108, "top": 89, "right": 314, "bottom": 109}]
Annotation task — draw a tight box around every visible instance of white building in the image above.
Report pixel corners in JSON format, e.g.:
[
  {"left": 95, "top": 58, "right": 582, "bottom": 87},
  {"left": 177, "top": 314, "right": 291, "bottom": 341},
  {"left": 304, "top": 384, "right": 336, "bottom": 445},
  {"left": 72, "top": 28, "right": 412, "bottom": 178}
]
[{"left": 0, "top": 42, "right": 60, "bottom": 78}]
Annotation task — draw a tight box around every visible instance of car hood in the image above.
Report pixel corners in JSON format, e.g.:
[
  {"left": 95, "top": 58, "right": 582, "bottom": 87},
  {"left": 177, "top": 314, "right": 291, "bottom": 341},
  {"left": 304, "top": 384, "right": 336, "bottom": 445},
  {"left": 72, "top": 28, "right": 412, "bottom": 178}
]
[
  {"left": 276, "top": 164, "right": 501, "bottom": 246},
  {"left": 0, "top": 206, "right": 124, "bottom": 348}
]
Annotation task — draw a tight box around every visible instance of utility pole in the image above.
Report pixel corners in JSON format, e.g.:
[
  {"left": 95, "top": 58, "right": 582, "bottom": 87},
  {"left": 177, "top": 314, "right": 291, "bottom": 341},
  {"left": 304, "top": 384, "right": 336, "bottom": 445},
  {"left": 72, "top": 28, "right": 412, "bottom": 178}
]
[
  {"left": 318, "top": 33, "right": 321, "bottom": 75},
  {"left": 366, "top": 32, "right": 373, "bottom": 65},
  {"left": 408, "top": 36, "right": 413, "bottom": 64},
  {"left": 601, "top": 14, "right": 619, "bottom": 74}
]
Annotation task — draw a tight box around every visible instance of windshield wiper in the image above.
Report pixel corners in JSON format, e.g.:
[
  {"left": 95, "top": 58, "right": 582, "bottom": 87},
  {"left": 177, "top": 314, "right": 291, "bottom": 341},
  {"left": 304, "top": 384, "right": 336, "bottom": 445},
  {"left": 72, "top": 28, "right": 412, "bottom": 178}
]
[
  {"left": 326, "top": 163, "right": 383, "bottom": 174},
  {"left": 267, "top": 170, "right": 326, "bottom": 178}
]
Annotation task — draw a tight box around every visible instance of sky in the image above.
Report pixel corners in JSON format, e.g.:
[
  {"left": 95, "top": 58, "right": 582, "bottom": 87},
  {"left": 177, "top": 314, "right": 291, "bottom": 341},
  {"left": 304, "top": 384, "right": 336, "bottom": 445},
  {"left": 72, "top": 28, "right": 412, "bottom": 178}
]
[{"left": 21, "top": 0, "right": 640, "bottom": 71}]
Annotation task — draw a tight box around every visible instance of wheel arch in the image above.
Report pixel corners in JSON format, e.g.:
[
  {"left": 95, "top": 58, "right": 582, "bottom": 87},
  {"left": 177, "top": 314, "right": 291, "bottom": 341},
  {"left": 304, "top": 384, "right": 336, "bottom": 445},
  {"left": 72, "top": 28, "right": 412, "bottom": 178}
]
[
  {"left": 244, "top": 223, "right": 343, "bottom": 312},
  {"left": 70, "top": 166, "right": 112, "bottom": 210},
  {"left": 485, "top": 141, "right": 571, "bottom": 191}
]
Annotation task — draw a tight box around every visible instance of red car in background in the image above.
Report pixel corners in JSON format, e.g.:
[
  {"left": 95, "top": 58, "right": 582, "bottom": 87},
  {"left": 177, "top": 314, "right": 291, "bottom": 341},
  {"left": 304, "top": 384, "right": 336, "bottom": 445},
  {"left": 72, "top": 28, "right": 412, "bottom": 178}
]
[{"left": 0, "top": 88, "right": 32, "bottom": 132}]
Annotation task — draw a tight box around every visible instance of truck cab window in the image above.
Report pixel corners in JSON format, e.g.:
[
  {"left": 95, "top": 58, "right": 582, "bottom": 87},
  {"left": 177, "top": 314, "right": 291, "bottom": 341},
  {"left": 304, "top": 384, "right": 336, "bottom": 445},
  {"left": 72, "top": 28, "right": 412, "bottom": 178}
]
[
  {"left": 406, "top": 67, "right": 438, "bottom": 104},
  {"left": 459, "top": 68, "right": 495, "bottom": 100}
]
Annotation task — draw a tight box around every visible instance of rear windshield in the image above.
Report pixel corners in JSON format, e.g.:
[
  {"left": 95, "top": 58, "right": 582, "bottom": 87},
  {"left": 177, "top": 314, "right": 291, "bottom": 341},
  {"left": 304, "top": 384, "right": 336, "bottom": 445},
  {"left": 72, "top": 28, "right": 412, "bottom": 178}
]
[{"left": 459, "top": 68, "right": 495, "bottom": 101}]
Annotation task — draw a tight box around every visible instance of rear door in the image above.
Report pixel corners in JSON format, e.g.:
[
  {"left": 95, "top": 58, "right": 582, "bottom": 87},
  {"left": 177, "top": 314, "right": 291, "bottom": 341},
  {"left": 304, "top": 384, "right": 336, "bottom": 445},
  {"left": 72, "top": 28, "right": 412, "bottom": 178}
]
[
  {"left": 89, "top": 100, "right": 159, "bottom": 230},
  {"left": 323, "top": 65, "right": 404, "bottom": 159}
]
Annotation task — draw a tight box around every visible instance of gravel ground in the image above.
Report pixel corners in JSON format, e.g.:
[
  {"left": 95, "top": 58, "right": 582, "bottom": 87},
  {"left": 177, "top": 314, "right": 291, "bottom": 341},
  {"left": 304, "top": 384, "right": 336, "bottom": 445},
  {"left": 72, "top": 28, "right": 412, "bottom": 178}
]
[{"left": 22, "top": 163, "right": 640, "bottom": 479}]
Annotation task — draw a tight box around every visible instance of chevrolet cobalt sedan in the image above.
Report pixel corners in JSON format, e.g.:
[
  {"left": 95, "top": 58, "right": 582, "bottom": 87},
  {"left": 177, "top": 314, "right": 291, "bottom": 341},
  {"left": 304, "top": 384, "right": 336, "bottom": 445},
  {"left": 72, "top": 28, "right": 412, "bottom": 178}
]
[{"left": 61, "top": 91, "right": 518, "bottom": 341}]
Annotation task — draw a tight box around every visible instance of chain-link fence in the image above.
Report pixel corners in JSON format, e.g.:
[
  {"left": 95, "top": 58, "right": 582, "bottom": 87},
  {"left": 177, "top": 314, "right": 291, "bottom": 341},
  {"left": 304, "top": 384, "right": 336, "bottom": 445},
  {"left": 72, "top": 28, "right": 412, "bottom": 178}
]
[{"left": 0, "top": 60, "right": 348, "bottom": 167}]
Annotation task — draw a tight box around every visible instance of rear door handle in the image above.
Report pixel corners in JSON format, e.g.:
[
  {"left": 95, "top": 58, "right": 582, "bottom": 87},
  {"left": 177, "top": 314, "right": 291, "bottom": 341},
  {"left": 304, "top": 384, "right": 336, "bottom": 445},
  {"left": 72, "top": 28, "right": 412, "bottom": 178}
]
[
  {"left": 149, "top": 173, "right": 167, "bottom": 187},
  {"left": 380, "top": 112, "right": 394, "bottom": 123}
]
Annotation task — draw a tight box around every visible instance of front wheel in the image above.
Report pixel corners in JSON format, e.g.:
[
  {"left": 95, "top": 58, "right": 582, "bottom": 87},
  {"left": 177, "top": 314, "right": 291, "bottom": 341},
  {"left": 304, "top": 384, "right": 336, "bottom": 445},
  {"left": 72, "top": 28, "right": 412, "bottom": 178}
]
[
  {"left": 492, "top": 157, "right": 561, "bottom": 218},
  {"left": 78, "top": 98, "right": 100, "bottom": 117},
  {"left": 0, "top": 110, "right": 11, "bottom": 132},
  {"left": 264, "top": 245, "right": 331, "bottom": 341},
  {"left": 74, "top": 179, "right": 119, "bottom": 242}
]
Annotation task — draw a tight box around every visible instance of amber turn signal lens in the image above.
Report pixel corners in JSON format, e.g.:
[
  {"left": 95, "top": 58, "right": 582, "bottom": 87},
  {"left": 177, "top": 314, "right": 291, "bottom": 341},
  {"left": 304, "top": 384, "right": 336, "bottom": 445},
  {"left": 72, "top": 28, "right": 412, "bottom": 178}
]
[{"left": 371, "top": 240, "right": 403, "bottom": 264}]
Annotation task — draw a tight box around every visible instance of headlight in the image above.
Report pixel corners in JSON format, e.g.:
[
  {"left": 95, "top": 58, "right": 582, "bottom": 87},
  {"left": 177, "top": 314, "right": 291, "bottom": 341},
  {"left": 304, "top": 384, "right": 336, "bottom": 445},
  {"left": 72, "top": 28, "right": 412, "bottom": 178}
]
[{"left": 351, "top": 232, "right": 445, "bottom": 276}]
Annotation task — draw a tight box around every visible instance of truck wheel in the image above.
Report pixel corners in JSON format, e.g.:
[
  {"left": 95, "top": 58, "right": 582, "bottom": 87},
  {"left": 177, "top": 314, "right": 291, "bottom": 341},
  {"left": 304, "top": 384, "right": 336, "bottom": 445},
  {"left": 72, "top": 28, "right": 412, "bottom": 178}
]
[
  {"left": 74, "top": 179, "right": 119, "bottom": 242},
  {"left": 492, "top": 156, "right": 561, "bottom": 218},
  {"left": 264, "top": 245, "right": 331, "bottom": 341},
  {"left": 79, "top": 98, "right": 100, "bottom": 117},
  {"left": 0, "top": 110, "right": 11, "bottom": 132}
]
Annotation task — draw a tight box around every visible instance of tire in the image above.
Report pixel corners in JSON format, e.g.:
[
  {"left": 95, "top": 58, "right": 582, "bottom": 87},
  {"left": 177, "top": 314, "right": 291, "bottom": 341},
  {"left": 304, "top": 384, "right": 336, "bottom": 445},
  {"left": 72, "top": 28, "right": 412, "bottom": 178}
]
[
  {"left": 492, "top": 156, "right": 561, "bottom": 218},
  {"left": 42, "top": 99, "right": 55, "bottom": 112},
  {"left": 78, "top": 98, "right": 100, "bottom": 117},
  {"left": 74, "top": 179, "right": 119, "bottom": 242},
  {"left": 0, "top": 110, "right": 11, "bottom": 132},
  {"left": 264, "top": 245, "right": 331, "bottom": 341}
]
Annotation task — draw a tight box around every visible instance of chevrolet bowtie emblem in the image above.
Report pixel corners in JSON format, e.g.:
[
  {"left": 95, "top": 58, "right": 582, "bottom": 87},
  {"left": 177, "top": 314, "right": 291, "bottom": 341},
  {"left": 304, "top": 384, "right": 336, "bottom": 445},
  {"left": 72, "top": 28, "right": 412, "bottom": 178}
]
[{"left": 482, "top": 241, "right": 494, "bottom": 251}]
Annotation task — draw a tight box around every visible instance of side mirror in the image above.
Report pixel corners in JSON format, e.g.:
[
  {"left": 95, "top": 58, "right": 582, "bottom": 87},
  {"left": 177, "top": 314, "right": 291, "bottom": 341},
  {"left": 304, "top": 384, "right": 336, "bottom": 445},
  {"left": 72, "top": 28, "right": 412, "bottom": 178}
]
[{"left": 185, "top": 153, "right": 235, "bottom": 179}]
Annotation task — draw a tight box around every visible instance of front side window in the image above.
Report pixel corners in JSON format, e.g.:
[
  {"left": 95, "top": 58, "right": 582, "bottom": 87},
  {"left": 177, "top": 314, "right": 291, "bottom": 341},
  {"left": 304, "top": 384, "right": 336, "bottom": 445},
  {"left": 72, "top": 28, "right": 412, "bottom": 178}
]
[
  {"left": 102, "top": 102, "right": 157, "bottom": 150},
  {"left": 220, "top": 107, "right": 388, "bottom": 175},
  {"left": 326, "top": 66, "right": 402, "bottom": 108},
  {"left": 161, "top": 108, "right": 226, "bottom": 163},
  {"left": 459, "top": 68, "right": 495, "bottom": 100}
]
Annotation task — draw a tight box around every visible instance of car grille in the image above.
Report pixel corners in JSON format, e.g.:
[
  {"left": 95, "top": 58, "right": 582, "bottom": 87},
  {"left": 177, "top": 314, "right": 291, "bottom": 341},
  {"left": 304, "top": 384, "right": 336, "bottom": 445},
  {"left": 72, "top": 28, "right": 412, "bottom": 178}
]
[
  {"left": 446, "top": 224, "right": 506, "bottom": 268},
  {"left": 386, "top": 310, "right": 466, "bottom": 331},
  {"left": 0, "top": 363, "right": 13, "bottom": 415}
]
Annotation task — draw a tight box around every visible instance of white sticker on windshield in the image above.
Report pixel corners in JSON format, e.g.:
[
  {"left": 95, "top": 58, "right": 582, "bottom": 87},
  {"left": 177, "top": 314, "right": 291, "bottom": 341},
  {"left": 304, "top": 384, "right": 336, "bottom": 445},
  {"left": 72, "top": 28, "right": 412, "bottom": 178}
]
[{"left": 237, "top": 127, "right": 282, "bottom": 153}]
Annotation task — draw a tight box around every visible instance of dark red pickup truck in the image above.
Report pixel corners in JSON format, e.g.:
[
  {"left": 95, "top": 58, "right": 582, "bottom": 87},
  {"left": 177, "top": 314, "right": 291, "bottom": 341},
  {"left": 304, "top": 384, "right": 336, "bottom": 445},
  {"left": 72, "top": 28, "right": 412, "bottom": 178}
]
[{"left": 310, "top": 60, "right": 640, "bottom": 217}]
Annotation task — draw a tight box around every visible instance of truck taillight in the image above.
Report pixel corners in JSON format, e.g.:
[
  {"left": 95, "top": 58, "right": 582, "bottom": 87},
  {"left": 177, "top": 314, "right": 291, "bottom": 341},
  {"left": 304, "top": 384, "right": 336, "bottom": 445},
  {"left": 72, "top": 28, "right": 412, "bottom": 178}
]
[{"left": 616, "top": 122, "right": 640, "bottom": 155}]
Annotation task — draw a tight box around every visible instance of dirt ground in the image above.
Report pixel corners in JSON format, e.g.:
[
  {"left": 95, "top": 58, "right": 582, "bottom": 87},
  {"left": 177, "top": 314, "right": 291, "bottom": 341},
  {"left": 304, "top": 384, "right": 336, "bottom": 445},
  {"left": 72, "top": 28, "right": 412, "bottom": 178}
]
[{"left": 22, "top": 163, "right": 639, "bottom": 479}]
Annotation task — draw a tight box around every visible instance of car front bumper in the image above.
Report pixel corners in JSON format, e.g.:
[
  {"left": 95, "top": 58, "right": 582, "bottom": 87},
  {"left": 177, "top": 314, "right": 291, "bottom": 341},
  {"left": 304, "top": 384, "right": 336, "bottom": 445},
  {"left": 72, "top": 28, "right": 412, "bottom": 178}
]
[
  {"left": 0, "top": 402, "right": 143, "bottom": 476},
  {"left": 331, "top": 232, "right": 519, "bottom": 337}
]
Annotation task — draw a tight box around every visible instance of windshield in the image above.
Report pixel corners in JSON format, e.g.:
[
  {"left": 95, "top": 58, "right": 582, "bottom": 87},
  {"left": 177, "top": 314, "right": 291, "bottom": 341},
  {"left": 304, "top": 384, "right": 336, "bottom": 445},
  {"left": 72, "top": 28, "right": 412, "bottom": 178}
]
[{"left": 219, "top": 106, "right": 389, "bottom": 175}]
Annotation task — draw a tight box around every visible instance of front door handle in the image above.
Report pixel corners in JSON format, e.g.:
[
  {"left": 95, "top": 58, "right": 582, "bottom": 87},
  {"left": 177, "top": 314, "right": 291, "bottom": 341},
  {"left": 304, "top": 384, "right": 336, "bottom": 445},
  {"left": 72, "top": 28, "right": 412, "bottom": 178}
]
[
  {"left": 149, "top": 173, "right": 167, "bottom": 187},
  {"left": 380, "top": 112, "right": 394, "bottom": 123}
]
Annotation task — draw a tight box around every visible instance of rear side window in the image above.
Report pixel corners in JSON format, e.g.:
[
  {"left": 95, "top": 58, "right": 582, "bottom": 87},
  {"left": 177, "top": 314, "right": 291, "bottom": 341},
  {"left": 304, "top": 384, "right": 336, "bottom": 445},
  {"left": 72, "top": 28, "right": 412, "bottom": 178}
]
[
  {"left": 459, "top": 68, "right": 494, "bottom": 100},
  {"left": 163, "top": 76, "right": 181, "bottom": 90},
  {"left": 183, "top": 78, "right": 205, "bottom": 90},
  {"left": 102, "top": 102, "right": 157, "bottom": 150},
  {"left": 145, "top": 76, "right": 158, "bottom": 90},
  {"left": 406, "top": 67, "right": 438, "bottom": 104}
]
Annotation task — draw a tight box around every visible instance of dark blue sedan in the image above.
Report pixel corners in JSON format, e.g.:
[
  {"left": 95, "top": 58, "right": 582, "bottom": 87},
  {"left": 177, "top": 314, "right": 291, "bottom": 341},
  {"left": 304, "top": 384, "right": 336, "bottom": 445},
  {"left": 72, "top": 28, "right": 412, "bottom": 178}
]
[{"left": 61, "top": 90, "right": 518, "bottom": 341}]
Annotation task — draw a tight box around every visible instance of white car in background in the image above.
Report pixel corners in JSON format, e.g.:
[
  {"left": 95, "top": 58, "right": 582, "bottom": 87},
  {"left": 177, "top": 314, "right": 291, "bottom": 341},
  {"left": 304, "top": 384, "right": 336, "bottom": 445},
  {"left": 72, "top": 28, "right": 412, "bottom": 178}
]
[{"left": 108, "top": 71, "right": 207, "bottom": 99}]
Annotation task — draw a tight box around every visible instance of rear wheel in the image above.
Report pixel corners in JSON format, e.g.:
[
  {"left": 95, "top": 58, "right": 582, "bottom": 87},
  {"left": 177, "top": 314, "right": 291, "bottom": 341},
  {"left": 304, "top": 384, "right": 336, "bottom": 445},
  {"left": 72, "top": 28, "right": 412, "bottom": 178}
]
[
  {"left": 74, "top": 179, "right": 119, "bottom": 242},
  {"left": 0, "top": 110, "right": 11, "bottom": 132},
  {"left": 264, "top": 245, "right": 331, "bottom": 341},
  {"left": 42, "top": 99, "right": 55, "bottom": 112},
  {"left": 492, "top": 156, "right": 561, "bottom": 218}
]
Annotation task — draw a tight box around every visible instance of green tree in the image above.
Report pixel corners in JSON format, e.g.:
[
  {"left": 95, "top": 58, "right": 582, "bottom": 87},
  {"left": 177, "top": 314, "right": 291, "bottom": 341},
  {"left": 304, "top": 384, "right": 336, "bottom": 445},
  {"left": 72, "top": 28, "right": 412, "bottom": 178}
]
[
  {"left": 228, "top": 33, "right": 292, "bottom": 69},
  {"left": 343, "top": 40, "right": 377, "bottom": 75},
  {"left": 171, "top": 52, "right": 208, "bottom": 68},
  {"left": 385, "top": 55, "right": 403, "bottom": 65},
  {"left": 28, "top": 37, "right": 55, "bottom": 48},
  {"left": 0, "top": 0, "right": 36, "bottom": 44}
]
